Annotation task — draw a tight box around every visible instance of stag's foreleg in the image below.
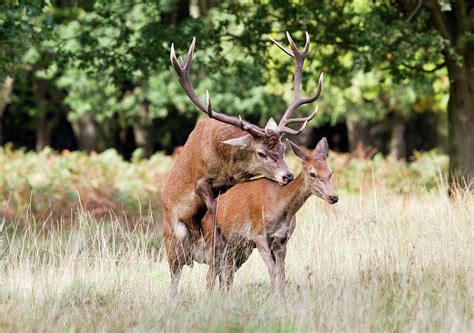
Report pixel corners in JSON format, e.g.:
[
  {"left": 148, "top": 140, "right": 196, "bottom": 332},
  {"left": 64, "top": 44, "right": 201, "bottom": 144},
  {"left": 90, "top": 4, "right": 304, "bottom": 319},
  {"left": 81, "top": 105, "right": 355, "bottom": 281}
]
[
  {"left": 166, "top": 235, "right": 185, "bottom": 292},
  {"left": 195, "top": 178, "right": 224, "bottom": 288},
  {"left": 163, "top": 209, "right": 189, "bottom": 292}
]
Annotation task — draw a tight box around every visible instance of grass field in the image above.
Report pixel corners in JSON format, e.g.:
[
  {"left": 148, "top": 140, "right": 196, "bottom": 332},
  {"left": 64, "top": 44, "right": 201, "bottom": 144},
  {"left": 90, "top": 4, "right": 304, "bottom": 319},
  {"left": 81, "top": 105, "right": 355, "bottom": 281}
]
[{"left": 1, "top": 189, "right": 472, "bottom": 332}]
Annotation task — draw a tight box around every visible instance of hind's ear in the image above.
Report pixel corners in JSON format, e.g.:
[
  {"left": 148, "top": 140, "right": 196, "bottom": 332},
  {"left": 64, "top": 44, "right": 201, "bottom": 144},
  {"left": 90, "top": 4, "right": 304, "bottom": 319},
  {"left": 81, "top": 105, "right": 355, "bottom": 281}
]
[
  {"left": 221, "top": 134, "right": 253, "bottom": 149},
  {"left": 287, "top": 139, "right": 308, "bottom": 161},
  {"left": 314, "top": 137, "right": 329, "bottom": 159}
]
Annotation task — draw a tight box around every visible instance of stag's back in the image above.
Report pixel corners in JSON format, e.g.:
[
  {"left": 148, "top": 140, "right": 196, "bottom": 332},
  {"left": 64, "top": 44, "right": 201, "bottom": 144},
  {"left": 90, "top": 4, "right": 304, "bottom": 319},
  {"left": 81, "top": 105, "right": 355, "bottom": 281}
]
[{"left": 162, "top": 118, "right": 248, "bottom": 208}]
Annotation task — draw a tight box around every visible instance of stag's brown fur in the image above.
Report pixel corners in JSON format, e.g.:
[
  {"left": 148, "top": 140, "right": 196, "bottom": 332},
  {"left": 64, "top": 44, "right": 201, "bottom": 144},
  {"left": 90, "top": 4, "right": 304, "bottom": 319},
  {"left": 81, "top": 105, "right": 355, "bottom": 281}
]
[
  {"left": 164, "top": 33, "right": 324, "bottom": 290},
  {"left": 201, "top": 138, "right": 338, "bottom": 290},
  {"left": 162, "top": 118, "right": 291, "bottom": 288}
]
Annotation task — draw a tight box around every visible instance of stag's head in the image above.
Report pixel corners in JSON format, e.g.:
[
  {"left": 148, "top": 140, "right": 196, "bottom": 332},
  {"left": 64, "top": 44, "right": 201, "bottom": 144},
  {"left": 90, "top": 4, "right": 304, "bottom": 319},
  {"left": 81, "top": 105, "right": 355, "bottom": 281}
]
[
  {"left": 219, "top": 118, "right": 292, "bottom": 184},
  {"left": 170, "top": 32, "right": 323, "bottom": 185},
  {"left": 288, "top": 138, "right": 339, "bottom": 205}
]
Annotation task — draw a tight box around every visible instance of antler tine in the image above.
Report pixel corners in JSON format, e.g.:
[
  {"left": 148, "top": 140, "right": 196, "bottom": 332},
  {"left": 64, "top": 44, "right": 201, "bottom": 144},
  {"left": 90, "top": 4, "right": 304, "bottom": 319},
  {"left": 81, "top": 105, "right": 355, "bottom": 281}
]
[
  {"left": 299, "top": 72, "right": 324, "bottom": 105},
  {"left": 170, "top": 38, "right": 265, "bottom": 138},
  {"left": 277, "top": 73, "right": 323, "bottom": 136},
  {"left": 269, "top": 31, "right": 311, "bottom": 59},
  {"left": 274, "top": 32, "right": 324, "bottom": 136},
  {"left": 185, "top": 37, "right": 196, "bottom": 68},
  {"left": 285, "top": 106, "right": 318, "bottom": 124},
  {"left": 268, "top": 35, "right": 293, "bottom": 57},
  {"left": 205, "top": 90, "right": 212, "bottom": 117},
  {"left": 170, "top": 37, "right": 196, "bottom": 73},
  {"left": 170, "top": 43, "right": 180, "bottom": 71},
  {"left": 285, "top": 31, "right": 300, "bottom": 58},
  {"left": 286, "top": 31, "right": 311, "bottom": 59},
  {"left": 303, "top": 31, "right": 310, "bottom": 55},
  {"left": 281, "top": 119, "right": 309, "bottom": 136}
]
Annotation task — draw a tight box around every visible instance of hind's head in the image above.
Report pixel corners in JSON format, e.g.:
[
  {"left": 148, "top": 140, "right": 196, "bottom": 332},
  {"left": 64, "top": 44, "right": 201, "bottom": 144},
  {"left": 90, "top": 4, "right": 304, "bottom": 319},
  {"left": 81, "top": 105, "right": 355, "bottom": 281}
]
[{"left": 287, "top": 137, "right": 338, "bottom": 204}]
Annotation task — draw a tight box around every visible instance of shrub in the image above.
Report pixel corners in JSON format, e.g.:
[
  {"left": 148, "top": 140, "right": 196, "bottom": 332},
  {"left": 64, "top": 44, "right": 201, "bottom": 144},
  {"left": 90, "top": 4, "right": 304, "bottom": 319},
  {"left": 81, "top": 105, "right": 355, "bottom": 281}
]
[{"left": 0, "top": 146, "right": 449, "bottom": 224}]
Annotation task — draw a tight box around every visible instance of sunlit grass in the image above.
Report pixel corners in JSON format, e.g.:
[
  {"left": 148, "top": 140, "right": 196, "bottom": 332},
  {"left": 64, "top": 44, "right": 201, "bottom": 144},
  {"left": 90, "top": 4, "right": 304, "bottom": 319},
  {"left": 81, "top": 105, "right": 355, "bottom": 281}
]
[{"left": 1, "top": 189, "right": 472, "bottom": 332}]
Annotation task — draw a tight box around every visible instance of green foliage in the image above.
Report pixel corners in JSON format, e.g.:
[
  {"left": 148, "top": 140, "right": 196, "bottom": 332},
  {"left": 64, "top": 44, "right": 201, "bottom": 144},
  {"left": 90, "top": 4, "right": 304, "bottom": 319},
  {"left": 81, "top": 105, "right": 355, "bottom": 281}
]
[
  {"left": 0, "top": 0, "right": 453, "bottom": 151},
  {"left": 316, "top": 71, "right": 449, "bottom": 125},
  {"left": 0, "top": 3, "right": 42, "bottom": 79},
  {"left": 223, "top": 1, "right": 450, "bottom": 127}
]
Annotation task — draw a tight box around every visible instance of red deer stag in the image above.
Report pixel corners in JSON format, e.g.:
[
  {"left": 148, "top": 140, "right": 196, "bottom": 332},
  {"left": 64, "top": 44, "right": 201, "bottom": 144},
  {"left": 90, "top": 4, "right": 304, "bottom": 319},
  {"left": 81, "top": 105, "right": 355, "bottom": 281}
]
[
  {"left": 163, "top": 32, "right": 323, "bottom": 289},
  {"left": 202, "top": 138, "right": 338, "bottom": 290}
]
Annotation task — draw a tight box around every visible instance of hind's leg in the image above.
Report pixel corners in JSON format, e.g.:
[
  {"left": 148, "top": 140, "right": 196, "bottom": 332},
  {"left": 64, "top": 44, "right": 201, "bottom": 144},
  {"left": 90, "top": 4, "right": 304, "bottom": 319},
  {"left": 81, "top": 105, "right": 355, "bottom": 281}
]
[
  {"left": 206, "top": 265, "right": 218, "bottom": 290},
  {"left": 255, "top": 234, "right": 278, "bottom": 288},
  {"left": 219, "top": 260, "right": 235, "bottom": 290},
  {"left": 272, "top": 217, "right": 295, "bottom": 292}
]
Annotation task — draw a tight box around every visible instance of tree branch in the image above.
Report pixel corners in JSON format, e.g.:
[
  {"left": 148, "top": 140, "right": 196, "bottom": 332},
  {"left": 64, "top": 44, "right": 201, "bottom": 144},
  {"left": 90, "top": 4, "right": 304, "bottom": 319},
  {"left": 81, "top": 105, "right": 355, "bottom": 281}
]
[
  {"left": 423, "top": 0, "right": 453, "bottom": 41},
  {"left": 401, "top": 60, "right": 446, "bottom": 73},
  {"left": 338, "top": 0, "right": 348, "bottom": 16},
  {"left": 405, "top": 0, "right": 422, "bottom": 23}
]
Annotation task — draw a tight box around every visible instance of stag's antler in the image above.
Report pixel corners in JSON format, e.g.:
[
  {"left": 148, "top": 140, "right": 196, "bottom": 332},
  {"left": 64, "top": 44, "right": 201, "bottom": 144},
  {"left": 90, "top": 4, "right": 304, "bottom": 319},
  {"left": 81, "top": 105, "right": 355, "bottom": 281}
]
[
  {"left": 170, "top": 38, "right": 265, "bottom": 138},
  {"left": 269, "top": 32, "right": 324, "bottom": 135}
]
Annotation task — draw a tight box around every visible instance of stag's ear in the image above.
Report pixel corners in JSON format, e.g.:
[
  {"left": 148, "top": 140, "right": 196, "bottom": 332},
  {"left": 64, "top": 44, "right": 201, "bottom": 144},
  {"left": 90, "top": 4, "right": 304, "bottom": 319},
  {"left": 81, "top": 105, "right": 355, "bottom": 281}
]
[
  {"left": 287, "top": 139, "right": 308, "bottom": 161},
  {"left": 221, "top": 134, "right": 253, "bottom": 149},
  {"left": 314, "top": 137, "right": 329, "bottom": 159},
  {"left": 265, "top": 117, "right": 278, "bottom": 133}
]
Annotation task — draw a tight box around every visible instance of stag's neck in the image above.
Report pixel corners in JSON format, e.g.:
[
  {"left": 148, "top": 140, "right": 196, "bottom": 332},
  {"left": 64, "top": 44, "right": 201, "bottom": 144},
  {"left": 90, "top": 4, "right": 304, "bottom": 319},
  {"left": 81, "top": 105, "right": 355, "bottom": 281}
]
[
  {"left": 276, "top": 172, "right": 311, "bottom": 219},
  {"left": 205, "top": 144, "right": 255, "bottom": 187}
]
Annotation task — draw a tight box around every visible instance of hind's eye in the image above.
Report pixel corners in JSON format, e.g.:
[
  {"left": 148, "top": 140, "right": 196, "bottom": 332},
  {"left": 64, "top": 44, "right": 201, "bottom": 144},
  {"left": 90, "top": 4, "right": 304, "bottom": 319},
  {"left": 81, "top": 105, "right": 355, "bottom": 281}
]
[
  {"left": 257, "top": 151, "right": 267, "bottom": 159},
  {"left": 309, "top": 171, "right": 316, "bottom": 178}
]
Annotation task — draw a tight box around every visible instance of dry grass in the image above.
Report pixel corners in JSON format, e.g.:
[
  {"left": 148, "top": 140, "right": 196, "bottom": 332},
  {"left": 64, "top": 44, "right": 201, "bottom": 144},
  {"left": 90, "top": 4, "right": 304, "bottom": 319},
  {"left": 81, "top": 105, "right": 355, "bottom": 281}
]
[{"left": 0, "top": 189, "right": 472, "bottom": 332}]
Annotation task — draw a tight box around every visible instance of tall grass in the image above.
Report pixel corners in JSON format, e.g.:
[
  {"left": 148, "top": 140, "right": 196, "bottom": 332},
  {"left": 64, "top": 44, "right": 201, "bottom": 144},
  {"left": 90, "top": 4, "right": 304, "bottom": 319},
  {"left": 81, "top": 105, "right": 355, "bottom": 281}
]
[{"left": 1, "top": 190, "right": 472, "bottom": 332}]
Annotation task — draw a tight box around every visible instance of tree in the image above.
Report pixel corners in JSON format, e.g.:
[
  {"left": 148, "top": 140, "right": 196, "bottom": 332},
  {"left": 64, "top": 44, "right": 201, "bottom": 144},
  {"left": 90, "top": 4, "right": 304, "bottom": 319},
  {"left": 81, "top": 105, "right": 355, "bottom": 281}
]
[
  {"left": 0, "top": 77, "right": 14, "bottom": 144},
  {"left": 0, "top": 0, "right": 468, "bottom": 190},
  {"left": 1, "top": 1, "right": 288, "bottom": 155},
  {"left": 226, "top": 0, "right": 470, "bottom": 188},
  {"left": 414, "top": 0, "right": 473, "bottom": 188}
]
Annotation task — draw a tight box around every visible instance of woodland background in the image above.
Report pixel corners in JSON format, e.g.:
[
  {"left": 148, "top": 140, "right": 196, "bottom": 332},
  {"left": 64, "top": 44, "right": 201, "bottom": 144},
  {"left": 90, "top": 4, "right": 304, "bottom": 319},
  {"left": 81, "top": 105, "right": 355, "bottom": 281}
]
[
  {"left": 1, "top": 2, "right": 473, "bottom": 331},
  {"left": 0, "top": 0, "right": 472, "bottom": 187}
]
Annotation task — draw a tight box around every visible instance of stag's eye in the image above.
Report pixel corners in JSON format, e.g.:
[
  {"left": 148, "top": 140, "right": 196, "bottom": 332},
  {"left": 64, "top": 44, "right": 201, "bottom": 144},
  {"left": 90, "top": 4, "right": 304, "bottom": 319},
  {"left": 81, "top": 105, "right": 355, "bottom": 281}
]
[
  {"left": 309, "top": 171, "right": 316, "bottom": 178},
  {"left": 257, "top": 151, "right": 267, "bottom": 159}
]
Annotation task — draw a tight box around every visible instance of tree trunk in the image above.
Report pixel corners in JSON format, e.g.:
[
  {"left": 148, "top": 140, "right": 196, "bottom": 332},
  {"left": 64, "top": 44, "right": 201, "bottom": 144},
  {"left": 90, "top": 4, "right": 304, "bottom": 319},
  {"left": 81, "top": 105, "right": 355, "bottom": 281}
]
[
  {"left": 97, "top": 120, "right": 116, "bottom": 152},
  {"left": 388, "top": 113, "right": 406, "bottom": 160},
  {"left": 35, "top": 114, "right": 54, "bottom": 151},
  {"left": 31, "top": 78, "right": 59, "bottom": 151},
  {"left": 0, "top": 77, "right": 14, "bottom": 145},
  {"left": 72, "top": 113, "right": 100, "bottom": 152},
  {"left": 446, "top": 53, "right": 474, "bottom": 189},
  {"left": 420, "top": 0, "right": 474, "bottom": 191},
  {"left": 347, "top": 119, "right": 373, "bottom": 158},
  {"left": 133, "top": 102, "right": 154, "bottom": 158}
]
